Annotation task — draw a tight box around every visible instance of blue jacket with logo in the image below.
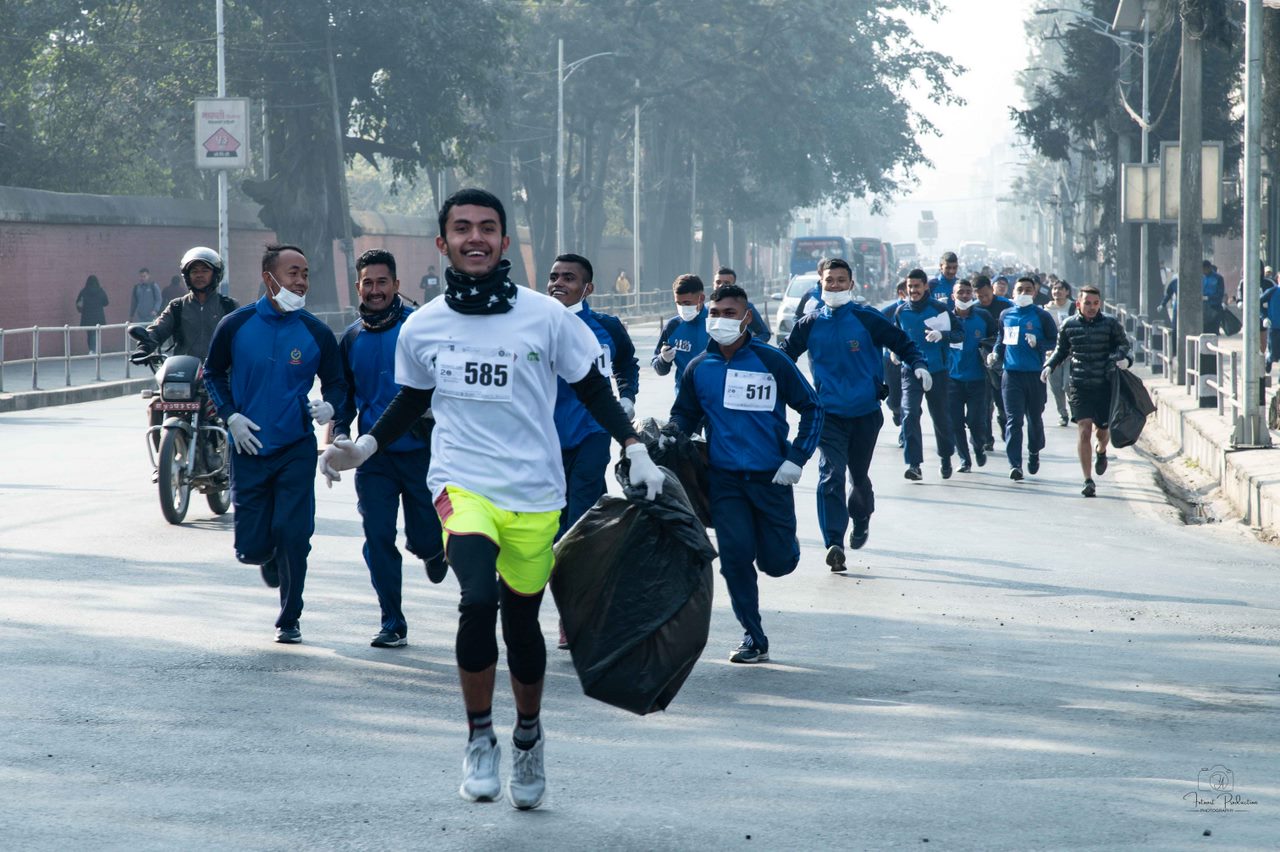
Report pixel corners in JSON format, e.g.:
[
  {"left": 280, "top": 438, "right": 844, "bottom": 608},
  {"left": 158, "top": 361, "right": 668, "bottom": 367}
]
[
  {"left": 994, "top": 304, "right": 1058, "bottom": 372},
  {"left": 928, "top": 275, "right": 957, "bottom": 302},
  {"left": 653, "top": 308, "right": 709, "bottom": 385},
  {"left": 949, "top": 307, "right": 999, "bottom": 382},
  {"left": 892, "top": 298, "right": 964, "bottom": 374},
  {"left": 333, "top": 301, "right": 424, "bottom": 454},
  {"left": 670, "top": 338, "right": 823, "bottom": 473},
  {"left": 782, "top": 303, "right": 924, "bottom": 418},
  {"left": 205, "top": 297, "right": 347, "bottom": 456},
  {"left": 554, "top": 302, "right": 640, "bottom": 450}
]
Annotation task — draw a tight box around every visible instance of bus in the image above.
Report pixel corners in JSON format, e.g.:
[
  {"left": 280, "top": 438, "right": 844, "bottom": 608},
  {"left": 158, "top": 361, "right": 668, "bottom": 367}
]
[
  {"left": 789, "top": 236, "right": 848, "bottom": 277},
  {"left": 850, "top": 236, "right": 889, "bottom": 293}
]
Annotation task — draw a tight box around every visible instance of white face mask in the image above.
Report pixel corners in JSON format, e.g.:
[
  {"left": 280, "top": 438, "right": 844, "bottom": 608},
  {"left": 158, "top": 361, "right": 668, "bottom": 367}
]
[
  {"left": 822, "top": 289, "right": 854, "bottom": 308},
  {"left": 954, "top": 298, "right": 976, "bottom": 311},
  {"left": 1013, "top": 293, "right": 1034, "bottom": 308},
  {"left": 706, "top": 316, "right": 746, "bottom": 346},
  {"left": 676, "top": 304, "right": 701, "bottom": 322},
  {"left": 566, "top": 299, "right": 585, "bottom": 313},
  {"left": 268, "top": 272, "right": 306, "bottom": 312}
]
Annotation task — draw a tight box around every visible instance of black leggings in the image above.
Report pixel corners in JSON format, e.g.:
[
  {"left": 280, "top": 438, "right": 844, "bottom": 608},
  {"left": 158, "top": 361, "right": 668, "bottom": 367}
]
[{"left": 448, "top": 534, "right": 546, "bottom": 685}]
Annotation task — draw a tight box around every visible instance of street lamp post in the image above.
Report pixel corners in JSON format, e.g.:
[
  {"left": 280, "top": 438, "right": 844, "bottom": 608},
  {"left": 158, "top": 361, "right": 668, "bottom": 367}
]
[{"left": 556, "top": 40, "right": 615, "bottom": 257}]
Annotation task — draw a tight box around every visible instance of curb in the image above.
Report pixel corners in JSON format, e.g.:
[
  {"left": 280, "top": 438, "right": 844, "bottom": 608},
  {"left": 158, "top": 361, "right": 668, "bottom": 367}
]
[{"left": 0, "top": 378, "right": 154, "bottom": 413}]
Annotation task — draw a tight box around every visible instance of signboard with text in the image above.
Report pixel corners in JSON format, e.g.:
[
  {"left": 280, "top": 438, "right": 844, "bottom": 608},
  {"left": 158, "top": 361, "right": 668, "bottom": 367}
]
[{"left": 194, "top": 98, "right": 251, "bottom": 170}]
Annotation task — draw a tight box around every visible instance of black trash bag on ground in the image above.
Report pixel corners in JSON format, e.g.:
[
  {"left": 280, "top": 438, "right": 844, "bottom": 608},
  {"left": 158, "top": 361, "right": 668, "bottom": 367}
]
[
  {"left": 1109, "top": 369, "right": 1156, "bottom": 449},
  {"left": 633, "top": 417, "right": 712, "bottom": 526},
  {"left": 551, "top": 467, "right": 716, "bottom": 715}
]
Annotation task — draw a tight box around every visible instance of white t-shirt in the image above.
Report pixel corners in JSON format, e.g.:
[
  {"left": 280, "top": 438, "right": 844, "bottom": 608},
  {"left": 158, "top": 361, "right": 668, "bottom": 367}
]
[{"left": 394, "top": 287, "right": 602, "bottom": 512}]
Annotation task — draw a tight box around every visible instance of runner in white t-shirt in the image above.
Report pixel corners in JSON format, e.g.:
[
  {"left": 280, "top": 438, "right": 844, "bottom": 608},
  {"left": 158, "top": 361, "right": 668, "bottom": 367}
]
[{"left": 319, "top": 188, "right": 665, "bottom": 811}]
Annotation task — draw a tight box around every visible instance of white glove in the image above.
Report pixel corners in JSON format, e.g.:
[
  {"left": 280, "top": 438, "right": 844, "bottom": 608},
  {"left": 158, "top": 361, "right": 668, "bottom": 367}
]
[
  {"left": 914, "top": 367, "right": 933, "bottom": 392},
  {"left": 619, "top": 397, "right": 635, "bottom": 420},
  {"left": 1115, "top": 358, "right": 1130, "bottom": 371},
  {"left": 1026, "top": 333, "right": 1038, "bottom": 349},
  {"left": 1040, "top": 366, "right": 1052, "bottom": 384},
  {"left": 659, "top": 345, "right": 677, "bottom": 363},
  {"left": 1265, "top": 318, "right": 1271, "bottom": 329},
  {"left": 226, "top": 413, "right": 262, "bottom": 455},
  {"left": 772, "top": 460, "right": 803, "bottom": 486},
  {"left": 625, "top": 442, "right": 665, "bottom": 501},
  {"left": 319, "top": 434, "right": 377, "bottom": 487},
  {"left": 308, "top": 399, "right": 334, "bottom": 425},
  {"left": 986, "top": 352, "right": 999, "bottom": 368},
  {"left": 889, "top": 352, "right": 901, "bottom": 365},
  {"left": 924, "top": 329, "right": 943, "bottom": 343}
]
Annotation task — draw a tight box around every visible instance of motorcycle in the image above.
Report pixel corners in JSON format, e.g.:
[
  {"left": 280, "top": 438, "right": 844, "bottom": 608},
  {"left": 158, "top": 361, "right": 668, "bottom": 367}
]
[{"left": 129, "top": 326, "right": 231, "bottom": 524}]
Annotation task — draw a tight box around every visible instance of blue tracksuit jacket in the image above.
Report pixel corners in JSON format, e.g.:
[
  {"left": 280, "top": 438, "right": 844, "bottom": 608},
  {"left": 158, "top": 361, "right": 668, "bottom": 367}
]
[
  {"left": 994, "top": 304, "right": 1058, "bottom": 372},
  {"left": 653, "top": 308, "right": 709, "bottom": 385},
  {"left": 893, "top": 299, "right": 964, "bottom": 374},
  {"left": 554, "top": 302, "right": 640, "bottom": 450},
  {"left": 949, "top": 308, "right": 999, "bottom": 382},
  {"left": 670, "top": 338, "right": 823, "bottom": 473},
  {"left": 334, "top": 302, "right": 425, "bottom": 454},
  {"left": 928, "top": 275, "right": 957, "bottom": 302},
  {"left": 781, "top": 302, "right": 924, "bottom": 418},
  {"left": 205, "top": 296, "right": 347, "bottom": 456}
]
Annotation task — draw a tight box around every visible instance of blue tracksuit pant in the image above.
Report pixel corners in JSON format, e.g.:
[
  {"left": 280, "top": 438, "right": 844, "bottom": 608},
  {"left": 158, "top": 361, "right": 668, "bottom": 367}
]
[
  {"left": 709, "top": 467, "right": 800, "bottom": 653},
  {"left": 354, "top": 447, "right": 441, "bottom": 636},
  {"left": 949, "top": 378, "right": 987, "bottom": 464},
  {"left": 883, "top": 353, "right": 902, "bottom": 426},
  {"left": 557, "top": 431, "right": 612, "bottom": 540},
  {"left": 230, "top": 433, "right": 316, "bottom": 630},
  {"left": 1002, "top": 370, "right": 1046, "bottom": 469},
  {"left": 900, "top": 368, "right": 954, "bottom": 466},
  {"left": 817, "top": 410, "right": 883, "bottom": 547}
]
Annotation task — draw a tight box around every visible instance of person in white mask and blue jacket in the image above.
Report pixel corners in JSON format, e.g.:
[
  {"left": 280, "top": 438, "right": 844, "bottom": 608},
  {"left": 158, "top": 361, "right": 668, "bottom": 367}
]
[
  {"left": 671, "top": 283, "right": 823, "bottom": 665},
  {"left": 652, "top": 274, "right": 710, "bottom": 386},
  {"left": 781, "top": 258, "right": 923, "bottom": 572},
  {"left": 988, "top": 276, "right": 1058, "bottom": 481}
]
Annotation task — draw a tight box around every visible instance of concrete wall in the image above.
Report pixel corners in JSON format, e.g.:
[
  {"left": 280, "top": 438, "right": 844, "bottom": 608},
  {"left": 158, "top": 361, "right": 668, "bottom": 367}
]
[{"left": 0, "top": 186, "right": 438, "bottom": 358}]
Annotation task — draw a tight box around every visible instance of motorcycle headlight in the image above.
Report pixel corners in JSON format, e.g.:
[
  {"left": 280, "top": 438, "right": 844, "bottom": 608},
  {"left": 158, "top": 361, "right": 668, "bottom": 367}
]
[{"left": 162, "top": 382, "right": 193, "bottom": 401}]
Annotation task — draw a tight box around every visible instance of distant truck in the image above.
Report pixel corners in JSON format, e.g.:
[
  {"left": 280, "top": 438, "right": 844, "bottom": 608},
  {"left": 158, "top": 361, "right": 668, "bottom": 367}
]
[{"left": 958, "top": 241, "right": 988, "bottom": 273}]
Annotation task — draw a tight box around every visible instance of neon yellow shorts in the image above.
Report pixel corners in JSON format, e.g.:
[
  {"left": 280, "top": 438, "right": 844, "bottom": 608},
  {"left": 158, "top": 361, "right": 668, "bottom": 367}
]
[{"left": 433, "top": 485, "right": 560, "bottom": 595}]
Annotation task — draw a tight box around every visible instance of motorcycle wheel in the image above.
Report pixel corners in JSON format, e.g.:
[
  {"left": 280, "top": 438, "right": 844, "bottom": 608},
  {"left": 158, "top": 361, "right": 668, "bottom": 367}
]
[
  {"left": 158, "top": 428, "right": 192, "bottom": 525},
  {"left": 207, "top": 486, "right": 231, "bottom": 515}
]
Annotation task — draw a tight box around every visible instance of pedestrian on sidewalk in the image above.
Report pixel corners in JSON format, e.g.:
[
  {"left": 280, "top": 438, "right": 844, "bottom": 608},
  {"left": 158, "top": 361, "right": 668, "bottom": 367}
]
[
  {"left": 74, "top": 275, "right": 109, "bottom": 353},
  {"left": 1044, "top": 280, "right": 1077, "bottom": 426},
  {"left": 161, "top": 274, "right": 186, "bottom": 307},
  {"left": 990, "top": 276, "right": 1057, "bottom": 481},
  {"left": 780, "top": 257, "right": 921, "bottom": 571},
  {"left": 129, "top": 268, "right": 163, "bottom": 323},
  {"left": 671, "top": 282, "right": 821, "bottom": 663},
  {"left": 333, "top": 248, "right": 446, "bottom": 651},
  {"left": 1045, "top": 284, "right": 1133, "bottom": 497}
]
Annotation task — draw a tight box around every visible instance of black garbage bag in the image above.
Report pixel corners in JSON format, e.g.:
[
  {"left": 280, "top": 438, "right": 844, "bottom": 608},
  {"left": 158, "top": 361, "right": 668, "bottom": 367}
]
[
  {"left": 1109, "top": 369, "right": 1156, "bottom": 449},
  {"left": 551, "top": 468, "right": 716, "bottom": 715},
  {"left": 633, "top": 417, "right": 712, "bottom": 526}
]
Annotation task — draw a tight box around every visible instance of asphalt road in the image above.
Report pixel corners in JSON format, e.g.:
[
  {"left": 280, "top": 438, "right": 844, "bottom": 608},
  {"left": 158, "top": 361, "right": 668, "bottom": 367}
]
[{"left": 1, "top": 321, "right": 1277, "bottom": 850}]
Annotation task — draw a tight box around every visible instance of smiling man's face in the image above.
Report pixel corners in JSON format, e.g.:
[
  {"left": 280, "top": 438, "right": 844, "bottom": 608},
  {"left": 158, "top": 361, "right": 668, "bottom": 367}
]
[{"left": 435, "top": 204, "right": 508, "bottom": 277}]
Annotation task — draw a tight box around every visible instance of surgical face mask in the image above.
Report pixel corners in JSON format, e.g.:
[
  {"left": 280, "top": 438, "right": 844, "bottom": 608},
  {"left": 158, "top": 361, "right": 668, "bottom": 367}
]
[
  {"left": 566, "top": 299, "right": 585, "bottom": 313},
  {"left": 676, "top": 304, "right": 700, "bottom": 322},
  {"left": 269, "top": 272, "right": 306, "bottom": 312},
  {"left": 706, "top": 316, "right": 746, "bottom": 346},
  {"left": 1013, "top": 293, "right": 1034, "bottom": 308},
  {"left": 822, "top": 289, "right": 854, "bottom": 308},
  {"left": 954, "top": 298, "right": 976, "bottom": 311}
]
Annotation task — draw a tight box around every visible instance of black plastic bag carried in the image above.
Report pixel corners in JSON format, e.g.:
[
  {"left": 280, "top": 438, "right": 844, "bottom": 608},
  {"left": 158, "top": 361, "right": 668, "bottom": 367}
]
[
  {"left": 1109, "top": 369, "right": 1156, "bottom": 448},
  {"left": 633, "top": 417, "right": 711, "bottom": 526},
  {"left": 550, "top": 467, "right": 716, "bottom": 715}
]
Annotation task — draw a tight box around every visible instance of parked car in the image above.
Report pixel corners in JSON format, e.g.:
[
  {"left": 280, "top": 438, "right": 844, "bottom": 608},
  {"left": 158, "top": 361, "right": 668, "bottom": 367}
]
[{"left": 769, "top": 272, "right": 866, "bottom": 338}]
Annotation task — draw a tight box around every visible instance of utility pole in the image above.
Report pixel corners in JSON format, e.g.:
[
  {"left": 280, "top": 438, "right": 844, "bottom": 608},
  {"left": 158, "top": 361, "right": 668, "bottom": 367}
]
[
  {"left": 632, "top": 80, "right": 641, "bottom": 306},
  {"left": 215, "top": 0, "right": 229, "bottom": 296},
  {"left": 1175, "top": 12, "right": 1204, "bottom": 386},
  {"left": 1235, "top": 0, "right": 1271, "bottom": 446},
  {"left": 556, "top": 39, "right": 565, "bottom": 257},
  {"left": 689, "top": 152, "right": 697, "bottom": 273},
  {"left": 326, "top": 9, "right": 358, "bottom": 309},
  {"left": 1139, "top": 9, "right": 1155, "bottom": 321}
]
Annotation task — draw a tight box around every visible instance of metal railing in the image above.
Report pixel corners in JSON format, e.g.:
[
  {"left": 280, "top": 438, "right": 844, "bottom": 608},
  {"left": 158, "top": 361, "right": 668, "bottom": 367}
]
[
  {"left": 0, "top": 322, "right": 143, "bottom": 393},
  {"left": 1203, "top": 337, "right": 1243, "bottom": 418}
]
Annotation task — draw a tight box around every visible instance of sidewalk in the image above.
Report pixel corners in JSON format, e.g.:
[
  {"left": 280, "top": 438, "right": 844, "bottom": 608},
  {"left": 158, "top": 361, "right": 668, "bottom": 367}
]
[{"left": 0, "top": 352, "right": 154, "bottom": 412}]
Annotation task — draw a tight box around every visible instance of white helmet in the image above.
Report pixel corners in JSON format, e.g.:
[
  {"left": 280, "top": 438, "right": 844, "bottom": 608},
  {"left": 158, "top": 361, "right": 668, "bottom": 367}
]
[{"left": 180, "top": 246, "right": 224, "bottom": 290}]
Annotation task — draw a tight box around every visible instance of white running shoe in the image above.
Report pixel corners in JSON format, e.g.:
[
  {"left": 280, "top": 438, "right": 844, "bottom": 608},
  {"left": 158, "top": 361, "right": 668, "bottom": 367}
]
[
  {"left": 507, "top": 735, "right": 546, "bottom": 810},
  {"left": 459, "top": 737, "right": 501, "bottom": 802}
]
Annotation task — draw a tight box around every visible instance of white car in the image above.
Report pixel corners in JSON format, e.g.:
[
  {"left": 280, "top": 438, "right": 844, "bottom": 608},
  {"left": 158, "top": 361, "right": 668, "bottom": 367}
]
[{"left": 769, "top": 273, "right": 866, "bottom": 338}]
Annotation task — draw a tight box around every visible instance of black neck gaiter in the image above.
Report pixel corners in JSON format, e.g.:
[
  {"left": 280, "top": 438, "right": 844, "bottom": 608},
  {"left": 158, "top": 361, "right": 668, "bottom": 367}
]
[
  {"left": 444, "top": 259, "right": 517, "bottom": 315},
  {"left": 359, "top": 293, "right": 404, "bottom": 332}
]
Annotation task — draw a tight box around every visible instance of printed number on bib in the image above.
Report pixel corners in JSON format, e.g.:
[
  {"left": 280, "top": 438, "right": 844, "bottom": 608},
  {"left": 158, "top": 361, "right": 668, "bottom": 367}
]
[
  {"left": 724, "top": 369, "right": 776, "bottom": 411},
  {"left": 594, "top": 345, "right": 613, "bottom": 378},
  {"left": 436, "top": 346, "right": 516, "bottom": 402},
  {"left": 1002, "top": 325, "right": 1020, "bottom": 346}
]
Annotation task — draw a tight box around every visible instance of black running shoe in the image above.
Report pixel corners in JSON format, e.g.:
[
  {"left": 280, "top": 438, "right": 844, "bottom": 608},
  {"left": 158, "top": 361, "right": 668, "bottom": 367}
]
[
  {"left": 260, "top": 558, "right": 280, "bottom": 589},
  {"left": 1009, "top": 467, "right": 1024, "bottom": 481},
  {"left": 1082, "top": 478, "right": 1096, "bottom": 497},
  {"left": 849, "top": 517, "right": 870, "bottom": 550},
  {"left": 940, "top": 461, "right": 953, "bottom": 479},
  {"left": 1027, "top": 453, "right": 1040, "bottom": 475},
  {"left": 984, "top": 438, "right": 995, "bottom": 452},
  {"left": 975, "top": 448, "right": 988, "bottom": 467},
  {"left": 275, "top": 625, "right": 301, "bottom": 644},
  {"left": 826, "top": 545, "right": 848, "bottom": 572},
  {"left": 904, "top": 466, "right": 922, "bottom": 481},
  {"left": 1059, "top": 415, "right": 1069, "bottom": 426},
  {"left": 424, "top": 552, "right": 449, "bottom": 584},
  {"left": 371, "top": 629, "right": 407, "bottom": 648},
  {"left": 958, "top": 460, "right": 972, "bottom": 473},
  {"left": 1095, "top": 451, "right": 1109, "bottom": 476}
]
